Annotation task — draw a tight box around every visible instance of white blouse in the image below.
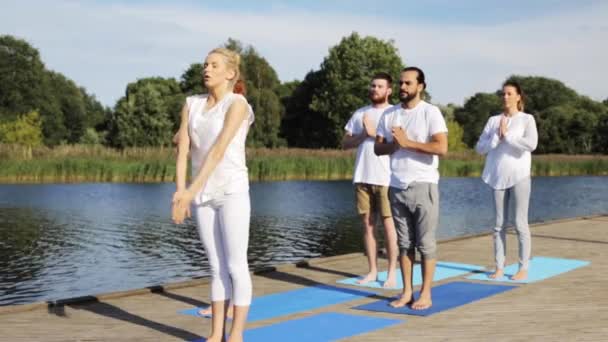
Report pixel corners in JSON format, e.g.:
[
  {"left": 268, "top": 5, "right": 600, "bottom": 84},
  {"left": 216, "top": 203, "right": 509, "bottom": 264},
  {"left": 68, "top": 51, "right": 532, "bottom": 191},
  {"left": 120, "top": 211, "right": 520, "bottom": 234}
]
[
  {"left": 187, "top": 92, "right": 254, "bottom": 204},
  {"left": 475, "top": 112, "right": 538, "bottom": 190}
]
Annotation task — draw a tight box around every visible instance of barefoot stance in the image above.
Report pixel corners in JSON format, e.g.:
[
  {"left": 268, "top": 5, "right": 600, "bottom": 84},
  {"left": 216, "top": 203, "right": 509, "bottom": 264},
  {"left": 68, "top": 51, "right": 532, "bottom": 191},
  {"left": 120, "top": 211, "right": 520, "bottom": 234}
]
[
  {"left": 488, "top": 269, "right": 504, "bottom": 279},
  {"left": 383, "top": 273, "right": 397, "bottom": 288},
  {"left": 510, "top": 269, "right": 528, "bottom": 281},
  {"left": 356, "top": 272, "right": 377, "bottom": 284},
  {"left": 411, "top": 295, "right": 432, "bottom": 310},
  {"left": 389, "top": 293, "right": 413, "bottom": 308}
]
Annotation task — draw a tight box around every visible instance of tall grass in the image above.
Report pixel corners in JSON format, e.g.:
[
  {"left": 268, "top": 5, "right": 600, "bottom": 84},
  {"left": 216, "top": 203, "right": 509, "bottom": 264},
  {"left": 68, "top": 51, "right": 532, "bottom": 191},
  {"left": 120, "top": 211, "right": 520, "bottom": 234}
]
[{"left": 0, "top": 144, "right": 606, "bottom": 183}]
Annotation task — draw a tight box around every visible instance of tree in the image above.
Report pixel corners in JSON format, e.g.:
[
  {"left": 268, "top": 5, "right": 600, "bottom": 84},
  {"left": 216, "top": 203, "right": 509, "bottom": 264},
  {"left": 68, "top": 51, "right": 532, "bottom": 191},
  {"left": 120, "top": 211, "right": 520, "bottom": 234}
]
[
  {"left": 453, "top": 93, "right": 502, "bottom": 147},
  {"left": 281, "top": 70, "right": 333, "bottom": 147},
  {"left": 446, "top": 120, "right": 468, "bottom": 152},
  {"left": 108, "top": 78, "right": 181, "bottom": 147},
  {"left": 0, "top": 35, "right": 46, "bottom": 119},
  {"left": 597, "top": 110, "right": 608, "bottom": 153},
  {"left": 0, "top": 111, "right": 43, "bottom": 146},
  {"left": 0, "top": 35, "right": 65, "bottom": 145},
  {"left": 180, "top": 63, "right": 204, "bottom": 95},
  {"left": 46, "top": 71, "right": 88, "bottom": 143},
  {"left": 282, "top": 33, "right": 403, "bottom": 148},
  {"left": 1, "top": 35, "right": 110, "bottom": 146},
  {"left": 307, "top": 32, "right": 404, "bottom": 147}
]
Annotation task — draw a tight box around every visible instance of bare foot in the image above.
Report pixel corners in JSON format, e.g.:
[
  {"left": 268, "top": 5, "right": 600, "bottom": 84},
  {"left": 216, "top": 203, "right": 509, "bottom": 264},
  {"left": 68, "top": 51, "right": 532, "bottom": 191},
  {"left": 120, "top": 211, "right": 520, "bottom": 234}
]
[
  {"left": 356, "top": 272, "right": 378, "bottom": 284},
  {"left": 488, "top": 269, "right": 504, "bottom": 279},
  {"left": 389, "top": 292, "right": 413, "bottom": 308},
  {"left": 382, "top": 272, "right": 397, "bottom": 288},
  {"left": 411, "top": 294, "right": 432, "bottom": 310},
  {"left": 198, "top": 306, "right": 234, "bottom": 319},
  {"left": 510, "top": 269, "right": 528, "bottom": 281}
]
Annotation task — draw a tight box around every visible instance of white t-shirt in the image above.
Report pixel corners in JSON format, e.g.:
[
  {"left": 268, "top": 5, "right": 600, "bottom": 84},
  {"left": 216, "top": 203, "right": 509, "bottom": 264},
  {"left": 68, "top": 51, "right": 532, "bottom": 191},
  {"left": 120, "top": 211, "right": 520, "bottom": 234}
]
[
  {"left": 377, "top": 101, "right": 448, "bottom": 189},
  {"left": 344, "top": 105, "right": 391, "bottom": 186},
  {"left": 475, "top": 112, "right": 538, "bottom": 190},
  {"left": 187, "top": 92, "right": 254, "bottom": 204}
]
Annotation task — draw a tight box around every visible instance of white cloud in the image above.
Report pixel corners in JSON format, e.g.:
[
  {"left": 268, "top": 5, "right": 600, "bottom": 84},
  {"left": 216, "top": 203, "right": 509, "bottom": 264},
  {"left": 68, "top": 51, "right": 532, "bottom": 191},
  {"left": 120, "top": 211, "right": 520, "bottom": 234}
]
[{"left": 1, "top": 0, "right": 606, "bottom": 106}]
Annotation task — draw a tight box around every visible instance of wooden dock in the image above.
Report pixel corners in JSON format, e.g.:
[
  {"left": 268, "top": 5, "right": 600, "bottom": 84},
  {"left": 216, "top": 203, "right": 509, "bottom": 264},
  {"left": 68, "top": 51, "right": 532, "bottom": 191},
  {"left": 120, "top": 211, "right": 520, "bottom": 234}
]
[{"left": 1, "top": 216, "right": 607, "bottom": 341}]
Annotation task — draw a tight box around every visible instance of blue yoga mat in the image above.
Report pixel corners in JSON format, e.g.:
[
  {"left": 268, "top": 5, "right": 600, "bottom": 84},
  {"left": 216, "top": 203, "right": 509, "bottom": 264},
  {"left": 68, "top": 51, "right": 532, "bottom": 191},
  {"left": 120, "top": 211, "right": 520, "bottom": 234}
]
[
  {"left": 467, "top": 256, "right": 590, "bottom": 283},
  {"left": 353, "top": 281, "right": 516, "bottom": 316},
  {"left": 337, "top": 261, "right": 485, "bottom": 289},
  {"left": 192, "top": 312, "right": 402, "bottom": 342},
  {"left": 180, "top": 285, "right": 377, "bottom": 322}
]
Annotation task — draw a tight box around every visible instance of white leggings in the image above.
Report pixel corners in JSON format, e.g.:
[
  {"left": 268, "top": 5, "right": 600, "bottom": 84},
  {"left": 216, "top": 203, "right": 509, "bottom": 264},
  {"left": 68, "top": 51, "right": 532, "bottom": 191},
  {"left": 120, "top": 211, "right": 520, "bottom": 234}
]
[
  {"left": 194, "top": 191, "right": 252, "bottom": 306},
  {"left": 493, "top": 177, "right": 531, "bottom": 270}
]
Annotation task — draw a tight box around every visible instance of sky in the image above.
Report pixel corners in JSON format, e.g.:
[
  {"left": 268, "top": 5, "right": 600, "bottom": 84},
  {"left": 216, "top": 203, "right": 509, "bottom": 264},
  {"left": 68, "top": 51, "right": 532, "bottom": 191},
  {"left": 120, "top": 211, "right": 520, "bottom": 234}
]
[{"left": 2, "top": 0, "right": 607, "bottom": 107}]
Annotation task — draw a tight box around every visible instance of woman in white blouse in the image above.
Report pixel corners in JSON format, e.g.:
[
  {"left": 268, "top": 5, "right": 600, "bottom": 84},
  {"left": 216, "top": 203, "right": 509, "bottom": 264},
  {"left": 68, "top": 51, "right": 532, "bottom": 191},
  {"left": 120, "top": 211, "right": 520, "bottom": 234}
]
[
  {"left": 475, "top": 81, "right": 538, "bottom": 281},
  {"left": 172, "top": 48, "right": 254, "bottom": 342}
]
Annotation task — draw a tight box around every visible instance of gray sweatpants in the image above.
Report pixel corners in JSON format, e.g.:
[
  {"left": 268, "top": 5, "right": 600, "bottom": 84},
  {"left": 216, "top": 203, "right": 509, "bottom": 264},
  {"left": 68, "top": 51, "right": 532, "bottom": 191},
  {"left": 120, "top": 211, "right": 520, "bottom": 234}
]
[
  {"left": 493, "top": 177, "right": 531, "bottom": 270},
  {"left": 389, "top": 182, "right": 439, "bottom": 260}
]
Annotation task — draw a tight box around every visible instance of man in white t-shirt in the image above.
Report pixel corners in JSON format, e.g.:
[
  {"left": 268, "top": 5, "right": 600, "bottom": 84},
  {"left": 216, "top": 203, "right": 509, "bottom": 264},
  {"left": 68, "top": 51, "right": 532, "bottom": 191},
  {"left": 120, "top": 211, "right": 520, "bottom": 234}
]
[
  {"left": 342, "top": 72, "right": 398, "bottom": 288},
  {"left": 375, "top": 67, "right": 448, "bottom": 310}
]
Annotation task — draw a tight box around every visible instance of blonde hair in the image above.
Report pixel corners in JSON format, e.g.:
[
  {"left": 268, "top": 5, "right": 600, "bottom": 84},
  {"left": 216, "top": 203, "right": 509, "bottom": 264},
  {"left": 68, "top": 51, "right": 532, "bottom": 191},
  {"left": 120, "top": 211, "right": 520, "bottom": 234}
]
[{"left": 208, "top": 47, "right": 241, "bottom": 88}]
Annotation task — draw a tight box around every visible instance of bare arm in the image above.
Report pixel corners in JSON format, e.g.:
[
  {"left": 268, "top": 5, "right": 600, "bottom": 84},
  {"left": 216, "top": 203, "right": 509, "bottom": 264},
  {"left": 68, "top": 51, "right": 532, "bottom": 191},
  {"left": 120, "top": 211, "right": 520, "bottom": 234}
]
[
  {"left": 393, "top": 127, "right": 448, "bottom": 156},
  {"left": 342, "top": 131, "right": 368, "bottom": 150},
  {"left": 175, "top": 103, "right": 190, "bottom": 191},
  {"left": 374, "top": 135, "right": 397, "bottom": 156}
]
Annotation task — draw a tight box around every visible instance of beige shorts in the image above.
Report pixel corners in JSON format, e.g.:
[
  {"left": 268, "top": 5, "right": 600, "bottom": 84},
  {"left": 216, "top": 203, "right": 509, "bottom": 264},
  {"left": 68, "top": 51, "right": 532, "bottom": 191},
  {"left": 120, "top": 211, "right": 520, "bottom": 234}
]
[{"left": 355, "top": 183, "right": 392, "bottom": 218}]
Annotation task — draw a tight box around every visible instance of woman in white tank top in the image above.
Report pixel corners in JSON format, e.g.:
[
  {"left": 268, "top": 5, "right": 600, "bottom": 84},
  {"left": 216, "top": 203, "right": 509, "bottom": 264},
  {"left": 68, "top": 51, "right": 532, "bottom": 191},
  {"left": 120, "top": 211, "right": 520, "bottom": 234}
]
[{"left": 172, "top": 47, "right": 254, "bottom": 342}]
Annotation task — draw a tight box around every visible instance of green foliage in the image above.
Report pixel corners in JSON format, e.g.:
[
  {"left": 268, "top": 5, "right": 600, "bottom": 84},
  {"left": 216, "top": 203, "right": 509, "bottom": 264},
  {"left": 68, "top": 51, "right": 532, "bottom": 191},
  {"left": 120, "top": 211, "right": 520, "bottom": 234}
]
[
  {"left": 0, "top": 35, "right": 46, "bottom": 117},
  {"left": 446, "top": 120, "right": 468, "bottom": 152},
  {"left": 230, "top": 40, "right": 285, "bottom": 147},
  {"left": 454, "top": 93, "right": 502, "bottom": 147},
  {"left": 0, "top": 111, "right": 43, "bottom": 146},
  {"left": 47, "top": 71, "right": 88, "bottom": 143},
  {"left": 0, "top": 35, "right": 108, "bottom": 146},
  {"left": 180, "top": 63, "right": 205, "bottom": 95},
  {"left": 80, "top": 128, "right": 104, "bottom": 145},
  {"left": 307, "top": 32, "right": 404, "bottom": 147},
  {"left": 281, "top": 70, "right": 332, "bottom": 147},
  {"left": 109, "top": 78, "right": 181, "bottom": 147},
  {"left": 3, "top": 34, "right": 607, "bottom": 155}
]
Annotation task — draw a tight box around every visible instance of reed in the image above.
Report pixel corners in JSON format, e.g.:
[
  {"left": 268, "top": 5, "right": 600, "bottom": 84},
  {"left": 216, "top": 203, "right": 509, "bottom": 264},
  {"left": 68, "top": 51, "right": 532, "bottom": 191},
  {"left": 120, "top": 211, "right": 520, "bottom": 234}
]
[{"left": 1, "top": 144, "right": 606, "bottom": 183}]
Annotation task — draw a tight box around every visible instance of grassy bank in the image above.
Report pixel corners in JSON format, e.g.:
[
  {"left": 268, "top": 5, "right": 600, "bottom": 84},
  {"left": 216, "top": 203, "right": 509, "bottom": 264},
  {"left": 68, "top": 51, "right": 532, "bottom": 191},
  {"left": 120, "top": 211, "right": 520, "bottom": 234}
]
[{"left": 1, "top": 144, "right": 607, "bottom": 183}]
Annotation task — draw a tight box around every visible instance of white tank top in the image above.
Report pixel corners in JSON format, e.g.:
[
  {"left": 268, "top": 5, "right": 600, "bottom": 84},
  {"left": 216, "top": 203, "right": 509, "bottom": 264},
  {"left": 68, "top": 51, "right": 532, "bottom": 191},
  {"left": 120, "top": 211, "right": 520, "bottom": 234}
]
[{"left": 187, "top": 92, "right": 254, "bottom": 204}]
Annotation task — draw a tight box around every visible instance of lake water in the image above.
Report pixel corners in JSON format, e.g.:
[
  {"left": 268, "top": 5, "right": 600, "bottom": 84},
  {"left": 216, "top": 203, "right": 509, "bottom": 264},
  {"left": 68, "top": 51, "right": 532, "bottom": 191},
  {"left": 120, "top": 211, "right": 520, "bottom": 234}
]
[{"left": 1, "top": 177, "right": 606, "bottom": 305}]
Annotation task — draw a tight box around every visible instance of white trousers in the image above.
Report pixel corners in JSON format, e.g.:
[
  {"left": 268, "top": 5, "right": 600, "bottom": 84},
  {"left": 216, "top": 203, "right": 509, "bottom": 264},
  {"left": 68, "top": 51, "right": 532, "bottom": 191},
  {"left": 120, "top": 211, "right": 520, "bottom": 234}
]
[{"left": 194, "top": 191, "right": 252, "bottom": 306}]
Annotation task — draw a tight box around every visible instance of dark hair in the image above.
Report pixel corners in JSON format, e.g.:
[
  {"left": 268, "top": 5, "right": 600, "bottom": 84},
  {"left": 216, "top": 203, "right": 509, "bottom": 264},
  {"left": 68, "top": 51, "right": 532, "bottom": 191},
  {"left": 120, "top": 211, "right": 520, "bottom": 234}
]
[
  {"left": 401, "top": 66, "right": 426, "bottom": 89},
  {"left": 502, "top": 80, "right": 525, "bottom": 111},
  {"left": 371, "top": 72, "right": 393, "bottom": 86}
]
